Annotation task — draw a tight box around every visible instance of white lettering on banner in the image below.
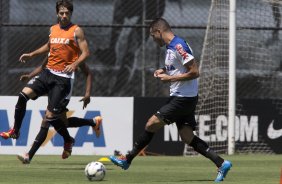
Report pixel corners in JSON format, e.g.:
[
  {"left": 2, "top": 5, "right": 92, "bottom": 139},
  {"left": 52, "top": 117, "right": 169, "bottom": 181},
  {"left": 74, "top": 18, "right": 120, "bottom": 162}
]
[
  {"left": 216, "top": 115, "right": 228, "bottom": 141},
  {"left": 199, "top": 115, "right": 211, "bottom": 142},
  {"left": 164, "top": 124, "right": 181, "bottom": 141},
  {"left": 235, "top": 116, "right": 240, "bottom": 141},
  {"left": 239, "top": 116, "right": 258, "bottom": 142},
  {"left": 163, "top": 115, "right": 258, "bottom": 142}
]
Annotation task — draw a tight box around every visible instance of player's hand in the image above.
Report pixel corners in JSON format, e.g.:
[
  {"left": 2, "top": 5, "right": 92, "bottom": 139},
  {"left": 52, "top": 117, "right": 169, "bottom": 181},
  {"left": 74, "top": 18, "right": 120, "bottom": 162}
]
[
  {"left": 79, "top": 96, "right": 90, "bottom": 109},
  {"left": 20, "top": 74, "right": 31, "bottom": 83},
  {"left": 63, "top": 63, "right": 77, "bottom": 73},
  {"left": 19, "top": 53, "right": 32, "bottom": 63},
  {"left": 156, "top": 73, "right": 171, "bottom": 82},
  {"left": 154, "top": 68, "right": 165, "bottom": 78}
]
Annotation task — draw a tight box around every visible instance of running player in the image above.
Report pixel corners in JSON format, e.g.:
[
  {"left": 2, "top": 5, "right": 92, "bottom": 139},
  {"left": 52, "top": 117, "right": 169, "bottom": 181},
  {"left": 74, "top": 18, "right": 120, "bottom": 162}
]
[
  {"left": 17, "top": 58, "right": 102, "bottom": 164},
  {"left": 109, "top": 18, "right": 232, "bottom": 182},
  {"left": 0, "top": 0, "right": 89, "bottom": 159}
]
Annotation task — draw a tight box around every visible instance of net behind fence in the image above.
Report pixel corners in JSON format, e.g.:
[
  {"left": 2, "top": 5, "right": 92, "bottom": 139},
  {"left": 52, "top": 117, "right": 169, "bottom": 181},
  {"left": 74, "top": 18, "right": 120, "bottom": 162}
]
[
  {"left": 184, "top": 0, "right": 282, "bottom": 155},
  {"left": 0, "top": 0, "right": 208, "bottom": 97}
]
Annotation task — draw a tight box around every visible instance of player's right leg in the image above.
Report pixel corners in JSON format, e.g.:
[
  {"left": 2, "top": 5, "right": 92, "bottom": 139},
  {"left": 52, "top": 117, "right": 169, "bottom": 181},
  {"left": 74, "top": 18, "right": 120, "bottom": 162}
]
[
  {"left": 110, "top": 115, "right": 164, "bottom": 170},
  {"left": 1, "top": 70, "right": 48, "bottom": 140},
  {"left": 109, "top": 154, "right": 131, "bottom": 170},
  {"left": 0, "top": 87, "right": 37, "bottom": 139}
]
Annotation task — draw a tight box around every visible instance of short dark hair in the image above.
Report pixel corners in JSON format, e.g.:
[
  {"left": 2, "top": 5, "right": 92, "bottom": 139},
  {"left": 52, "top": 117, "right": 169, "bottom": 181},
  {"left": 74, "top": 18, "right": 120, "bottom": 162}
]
[
  {"left": 56, "top": 0, "right": 73, "bottom": 14},
  {"left": 149, "top": 18, "right": 171, "bottom": 32}
]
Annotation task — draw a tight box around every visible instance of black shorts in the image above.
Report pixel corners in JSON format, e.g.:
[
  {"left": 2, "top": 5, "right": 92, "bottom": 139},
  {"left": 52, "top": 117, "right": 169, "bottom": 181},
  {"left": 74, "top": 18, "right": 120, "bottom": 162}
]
[
  {"left": 155, "top": 96, "right": 198, "bottom": 130},
  {"left": 26, "top": 69, "right": 71, "bottom": 114}
]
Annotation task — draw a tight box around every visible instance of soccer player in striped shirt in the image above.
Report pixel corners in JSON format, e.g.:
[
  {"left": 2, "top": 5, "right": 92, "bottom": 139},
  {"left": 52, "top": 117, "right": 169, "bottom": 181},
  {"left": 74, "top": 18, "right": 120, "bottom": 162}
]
[{"left": 109, "top": 18, "right": 232, "bottom": 182}]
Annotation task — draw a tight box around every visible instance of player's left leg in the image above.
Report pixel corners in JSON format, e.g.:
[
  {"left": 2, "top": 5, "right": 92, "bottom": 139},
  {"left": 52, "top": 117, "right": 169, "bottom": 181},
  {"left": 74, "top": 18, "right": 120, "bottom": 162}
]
[
  {"left": 17, "top": 116, "right": 50, "bottom": 164},
  {"left": 214, "top": 160, "right": 232, "bottom": 182},
  {"left": 47, "top": 75, "right": 75, "bottom": 159},
  {"left": 178, "top": 126, "right": 232, "bottom": 182},
  {"left": 45, "top": 110, "right": 74, "bottom": 159},
  {"left": 17, "top": 125, "right": 49, "bottom": 164}
]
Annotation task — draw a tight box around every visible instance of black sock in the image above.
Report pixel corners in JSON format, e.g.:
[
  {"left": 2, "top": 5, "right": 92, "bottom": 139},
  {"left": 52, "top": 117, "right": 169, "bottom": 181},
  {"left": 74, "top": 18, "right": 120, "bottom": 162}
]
[
  {"left": 189, "top": 136, "right": 224, "bottom": 168},
  {"left": 28, "top": 127, "right": 48, "bottom": 160},
  {"left": 67, "top": 117, "right": 95, "bottom": 127},
  {"left": 126, "top": 130, "right": 154, "bottom": 163},
  {"left": 13, "top": 92, "right": 29, "bottom": 133},
  {"left": 47, "top": 117, "right": 72, "bottom": 142}
]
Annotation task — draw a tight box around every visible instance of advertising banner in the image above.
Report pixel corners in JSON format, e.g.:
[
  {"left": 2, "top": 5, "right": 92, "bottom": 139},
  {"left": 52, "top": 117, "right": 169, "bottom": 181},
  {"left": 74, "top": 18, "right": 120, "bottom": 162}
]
[
  {"left": 1, "top": 97, "right": 280, "bottom": 155},
  {"left": 0, "top": 97, "right": 133, "bottom": 155},
  {"left": 134, "top": 98, "right": 282, "bottom": 155},
  {"left": 236, "top": 99, "right": 282, "bottom": 153}
]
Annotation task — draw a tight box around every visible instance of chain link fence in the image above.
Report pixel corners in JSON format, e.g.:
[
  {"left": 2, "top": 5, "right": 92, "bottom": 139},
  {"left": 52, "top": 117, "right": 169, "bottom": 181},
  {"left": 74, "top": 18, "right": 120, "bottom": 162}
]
[{"left": 0, "top": 0, "right": 209, "bottom": 97}]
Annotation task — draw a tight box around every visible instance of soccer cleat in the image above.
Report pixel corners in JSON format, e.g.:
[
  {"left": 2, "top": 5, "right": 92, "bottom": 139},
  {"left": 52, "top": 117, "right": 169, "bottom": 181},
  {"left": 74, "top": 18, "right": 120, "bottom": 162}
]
[
  {"left": 109, "top": 155, "right": 130, "bottom": 170},
  {"left": 92, "top": 116, "right": 102, "bottom": 138},
  {"left": 62, "top": 137, "right": 75, "bottom": 159},
  {"left": 0, "top": 128, "right": 19, "bottom": 139},
  {"left": 17, "top": 153, "right": 30, "bottom": 164},
  {"left": 215, "top": 160, "right": 232, "bottom": 182}
]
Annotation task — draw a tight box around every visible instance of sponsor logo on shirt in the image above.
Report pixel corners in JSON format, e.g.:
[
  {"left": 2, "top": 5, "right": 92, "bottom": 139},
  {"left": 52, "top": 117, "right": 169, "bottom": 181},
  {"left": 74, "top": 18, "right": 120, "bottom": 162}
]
[
  {"left": 50, "top": 38, "right": 70, "bottom": 44},
  {"left": 165, "top": 65, "right": 176, "bottom": 71},
  {"left": 175, "top": 44, "right": 188, "bottom": 59}
]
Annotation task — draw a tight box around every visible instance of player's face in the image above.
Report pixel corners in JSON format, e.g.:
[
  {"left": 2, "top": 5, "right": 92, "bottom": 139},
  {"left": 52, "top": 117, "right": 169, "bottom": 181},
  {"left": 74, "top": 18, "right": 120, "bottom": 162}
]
[
  {"left": 150, "top": 28, "right": 165, "bottom": 47},
  {"left": 57, "top": 6, "right": 72, "bottom": 26}
]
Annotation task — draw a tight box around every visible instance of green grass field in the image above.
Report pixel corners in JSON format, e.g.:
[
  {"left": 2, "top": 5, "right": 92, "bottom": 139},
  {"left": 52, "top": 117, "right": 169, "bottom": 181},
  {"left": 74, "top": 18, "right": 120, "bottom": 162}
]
[{"left": 0, "top": 154, "right": 280, "bottom": 184}]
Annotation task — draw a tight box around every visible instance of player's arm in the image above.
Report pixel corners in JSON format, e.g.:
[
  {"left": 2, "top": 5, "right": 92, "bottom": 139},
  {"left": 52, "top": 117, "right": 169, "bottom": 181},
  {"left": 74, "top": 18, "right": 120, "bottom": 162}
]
[
  {"left": 20, "top": 56, "right": 48, "bottom": 83},
  {"left": 19, "top": 28, "right": 51, "bottom": 63},
  {"left": 157, "top": 59, "right": 199, "bottom": 82},
  {"left": 172, "top": 59, "right": 199, "bottom": 81},
  {"left": 19, "top": 42, "right": 50, "bottom": 63},
  {"left": 79, "top": 62, "right": 93, "bottom": 109},
  {"left": 63, "top": 27, "right": 90, "bottom": 73},
  {"left": 154, "top": 67, "right": 166, "bottom": 77}
]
